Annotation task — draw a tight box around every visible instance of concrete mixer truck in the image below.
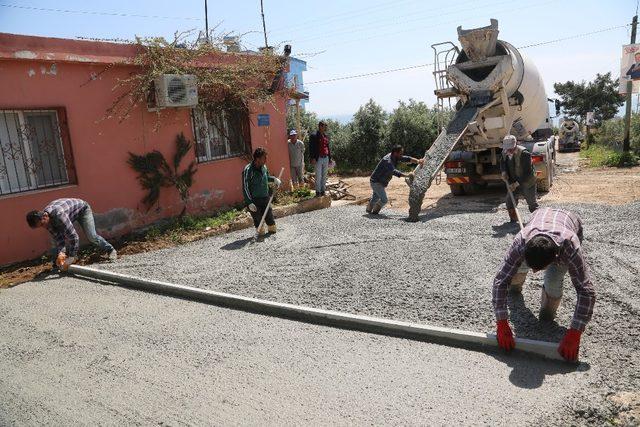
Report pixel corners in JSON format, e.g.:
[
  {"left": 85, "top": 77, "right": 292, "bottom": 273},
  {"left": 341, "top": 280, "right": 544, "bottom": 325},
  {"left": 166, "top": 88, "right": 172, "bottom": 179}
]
[
  {"left": 558, "top": 119, "right": 583, "bottom": 152},
  {"left": 407, "top": 19, "right": 555, "bottom": 220}
]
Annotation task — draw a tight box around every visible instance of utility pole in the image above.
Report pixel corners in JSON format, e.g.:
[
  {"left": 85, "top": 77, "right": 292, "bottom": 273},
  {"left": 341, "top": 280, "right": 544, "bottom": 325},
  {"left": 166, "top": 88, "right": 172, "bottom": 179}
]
[
  {"left": 260, "top": 0, "right": 269, "bottom": 49},
  {"left": 204, "top": 0, "right": 210, "bottom": 43},
  {"left": 623, "top": 15, "right": 638, "bottom": 153}
]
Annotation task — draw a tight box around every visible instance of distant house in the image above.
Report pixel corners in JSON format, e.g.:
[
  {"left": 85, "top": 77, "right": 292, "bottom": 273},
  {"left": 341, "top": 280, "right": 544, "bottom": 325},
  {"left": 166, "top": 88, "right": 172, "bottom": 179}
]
[
  {"left": 0, "top": 33, "right": 290, "bottom": 266},
  {"left": 286, "top": 57, "right": 309, "bottom": 109}
]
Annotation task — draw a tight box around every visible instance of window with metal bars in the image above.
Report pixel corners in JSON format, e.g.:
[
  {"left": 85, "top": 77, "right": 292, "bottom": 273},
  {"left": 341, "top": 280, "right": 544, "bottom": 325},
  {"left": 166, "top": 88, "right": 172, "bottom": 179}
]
[
  {"left": 192, "top": 108, "right": 250, "bottom": 163},
  {"left": 0, "top": 109, "right": 75, "bottom": 196}
]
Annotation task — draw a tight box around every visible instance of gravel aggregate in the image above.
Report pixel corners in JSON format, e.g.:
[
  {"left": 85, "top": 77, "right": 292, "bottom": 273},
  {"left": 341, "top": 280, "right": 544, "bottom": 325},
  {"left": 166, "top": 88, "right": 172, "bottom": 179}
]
[{"left": 99, "top": 198, "right": 640, "bottom": 425}]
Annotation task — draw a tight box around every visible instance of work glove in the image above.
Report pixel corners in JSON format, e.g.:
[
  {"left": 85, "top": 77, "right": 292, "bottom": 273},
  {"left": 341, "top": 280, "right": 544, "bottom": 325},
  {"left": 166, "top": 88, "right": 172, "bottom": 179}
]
[
  {"left": 248, "top": 203, "right": 257, "bottom": 212},
  {"left": 509, "top": 182, "right": 519, "bottom": 192},
  {"left": 404, "top": 172, "right": 415, "bottom": 185},
  {"left": 56, "top": 252, "right": 67, "bottom": 268},
  {"left": 417, "top": 159, "right": 425, "bottom": 166},
  {"left": 57, "top": 256, "right": 76, "bottom": 272},
  {"left": 273, "top": 178, "right": 282, "bottom": 187},
  {"left": 558, "top": 328, "right": 582, "bottom": 362},
  {"left": 496, "top": 319, "right": 515, "bottom": 352}
]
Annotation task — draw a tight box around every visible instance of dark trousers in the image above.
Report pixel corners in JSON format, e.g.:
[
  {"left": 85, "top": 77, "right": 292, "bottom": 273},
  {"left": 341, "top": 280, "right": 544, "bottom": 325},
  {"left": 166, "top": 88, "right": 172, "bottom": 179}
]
[{"left": 250, "top": 196, "right": 275, "bottom": 228}]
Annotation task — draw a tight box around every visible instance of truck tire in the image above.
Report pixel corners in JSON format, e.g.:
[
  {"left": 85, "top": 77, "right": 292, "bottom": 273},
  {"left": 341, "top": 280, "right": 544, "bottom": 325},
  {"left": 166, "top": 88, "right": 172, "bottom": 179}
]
[
  {"left": 462, "top": 182, "right": 485, "bottom": 195},
  {"left": 538, "top": 166, "right": 553, "bottom": 192},
  {"left": 449, "top": 184, "right": 465, "bottom": 196}
]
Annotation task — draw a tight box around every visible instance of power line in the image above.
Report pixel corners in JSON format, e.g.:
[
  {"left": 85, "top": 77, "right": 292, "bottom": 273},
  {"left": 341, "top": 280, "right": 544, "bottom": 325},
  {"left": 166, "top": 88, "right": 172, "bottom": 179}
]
[
  {"left": 0, "top": 3, "right": 203, "bottom": 21},
  {"left": 306, "top": 23, "right": 630, "bottom": 85}
]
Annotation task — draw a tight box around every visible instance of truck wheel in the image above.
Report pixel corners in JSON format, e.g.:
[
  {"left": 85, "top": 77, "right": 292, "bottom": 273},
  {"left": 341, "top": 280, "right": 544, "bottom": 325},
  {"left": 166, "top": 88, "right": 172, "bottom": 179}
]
[
  {"left": 462, "top": 182, "right": 484, "bottom": 195},
  {"left": 538, "top": 169, "right": 552, "bottom": 192},
  {"left": 449, "top": 184, "right": 465, "bottom": 196}
]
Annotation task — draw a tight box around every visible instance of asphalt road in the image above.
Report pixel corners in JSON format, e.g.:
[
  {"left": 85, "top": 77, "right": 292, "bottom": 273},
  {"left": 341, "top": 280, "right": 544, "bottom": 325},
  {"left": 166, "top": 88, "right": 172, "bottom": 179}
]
[{"left": 1, "top": 276, "right": 587, "bottom": 426}]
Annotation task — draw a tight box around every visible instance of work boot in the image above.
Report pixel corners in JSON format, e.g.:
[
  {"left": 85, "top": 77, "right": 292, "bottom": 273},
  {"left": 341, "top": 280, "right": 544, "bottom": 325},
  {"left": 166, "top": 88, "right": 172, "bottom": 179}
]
[
  {"left": 268, "top": 224, "right": 277, "bottom": 234},
  {"left": 366, "top": 201, "right": 373, "bottom": 214},
  {"left": 539, "top": 290, "right": 561, "bottom": 321},
  {"left": 370, "top": 201, "right": 383, "bottom": 215},
  {"left": 256, "top": 225, "right": 267, "bottom": 236},
  {"left": 507, "top": 208, "right": 518, "bottom": 223}
]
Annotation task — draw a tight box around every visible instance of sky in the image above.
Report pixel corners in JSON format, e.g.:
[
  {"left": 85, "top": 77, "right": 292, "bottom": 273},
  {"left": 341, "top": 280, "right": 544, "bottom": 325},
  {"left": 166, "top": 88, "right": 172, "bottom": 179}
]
[{"left": 0, "top": 0, "right": 636, "bottom": 121}]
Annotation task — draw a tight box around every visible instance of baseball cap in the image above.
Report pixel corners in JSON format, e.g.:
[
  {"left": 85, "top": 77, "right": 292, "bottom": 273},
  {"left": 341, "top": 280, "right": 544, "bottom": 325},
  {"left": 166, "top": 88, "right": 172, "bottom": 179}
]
[{"left": 289, "top": 129, "right": 297, "bottom": 136}]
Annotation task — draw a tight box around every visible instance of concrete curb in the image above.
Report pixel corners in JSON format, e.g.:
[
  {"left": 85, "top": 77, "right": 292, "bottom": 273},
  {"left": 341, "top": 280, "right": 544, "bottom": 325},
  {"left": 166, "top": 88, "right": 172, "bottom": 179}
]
[{"left": 68, "top": 265, "right": 565, "bottom": 362}]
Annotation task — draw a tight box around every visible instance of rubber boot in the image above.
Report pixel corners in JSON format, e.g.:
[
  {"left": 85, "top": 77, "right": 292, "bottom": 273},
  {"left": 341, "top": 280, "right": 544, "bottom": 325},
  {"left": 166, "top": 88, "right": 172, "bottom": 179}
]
[
  {"left": 370, "top": 201, "right": 383, "bottom": 215},
  {"left": 268, "top": 224, "right": 277, "bottom": 234},
  {"left": 539, "top": 290, "right": 561, "bottom": 321},
  {"left": 507, "top": 208, "right": 519, "bottom": 223}
]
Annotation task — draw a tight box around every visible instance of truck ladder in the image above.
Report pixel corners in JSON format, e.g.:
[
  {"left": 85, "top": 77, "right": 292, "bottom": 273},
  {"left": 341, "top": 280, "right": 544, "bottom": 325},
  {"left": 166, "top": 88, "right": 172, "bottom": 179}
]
[{"left": 407, "top": 106, "right": 478, "bottom": 221}]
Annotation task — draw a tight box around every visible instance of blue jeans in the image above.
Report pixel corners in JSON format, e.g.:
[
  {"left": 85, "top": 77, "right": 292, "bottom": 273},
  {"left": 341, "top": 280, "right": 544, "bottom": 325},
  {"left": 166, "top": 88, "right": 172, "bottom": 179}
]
[
  {"left": 370, "top": 181, "right": 388, "bottom": 208},
  {"left": 315, "top": 156, "right": 329, "bottom": 193},
  {"left": 50, "top": 205, "right": 114, "bottom": 261}
]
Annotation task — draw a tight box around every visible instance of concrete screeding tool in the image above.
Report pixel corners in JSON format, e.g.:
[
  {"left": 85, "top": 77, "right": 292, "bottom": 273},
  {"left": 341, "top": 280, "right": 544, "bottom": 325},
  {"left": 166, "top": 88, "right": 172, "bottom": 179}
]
[
  {"left": 67, "top": 264, "right": 565, "bottom": 362},
  {"left": 256, "top": 167, "right": 284, "bottom": 237}
]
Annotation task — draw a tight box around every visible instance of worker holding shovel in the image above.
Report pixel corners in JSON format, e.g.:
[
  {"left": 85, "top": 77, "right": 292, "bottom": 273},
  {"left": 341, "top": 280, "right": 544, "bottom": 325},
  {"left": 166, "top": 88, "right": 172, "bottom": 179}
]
[
  {"left": 242, "top": 147, "right": 281, "bottom": 236},
  {"left": 491, "top": 208, "right": 596, "bottom": 362},
  {"left": 500, "top": 135, "right": 538, "bottom": 223}
]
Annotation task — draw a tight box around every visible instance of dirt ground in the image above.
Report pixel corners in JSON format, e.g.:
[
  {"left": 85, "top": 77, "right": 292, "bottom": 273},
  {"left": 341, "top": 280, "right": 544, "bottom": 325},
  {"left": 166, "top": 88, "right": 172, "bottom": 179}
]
[{"left": 339, "top": 152, "right": 640, "bottom": 210}]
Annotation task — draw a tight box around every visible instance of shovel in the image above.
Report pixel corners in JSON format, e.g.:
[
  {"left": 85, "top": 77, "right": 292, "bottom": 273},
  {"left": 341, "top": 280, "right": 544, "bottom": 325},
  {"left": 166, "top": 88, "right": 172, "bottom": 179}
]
[{"left": 256, "top": 167, "right": 284, "bottom": 238}]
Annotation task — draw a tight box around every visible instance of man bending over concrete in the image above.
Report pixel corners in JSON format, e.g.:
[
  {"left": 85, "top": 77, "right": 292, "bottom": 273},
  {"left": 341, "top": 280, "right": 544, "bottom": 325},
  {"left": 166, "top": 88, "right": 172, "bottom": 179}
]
[
  {"left": 501, "top": 135, "right": 538, "bottom": 222},
  {"left": 492, "top": 207, "right": 595, "bottom": 361},
  {"left": 242, "top": 147, "right": 281, "bottom": 236},
  {"left": 367, "top": 145, "right": 424, "bottom": 214},
  {"left": 26, "top": 198, "right": 117, "bottom": 271}
]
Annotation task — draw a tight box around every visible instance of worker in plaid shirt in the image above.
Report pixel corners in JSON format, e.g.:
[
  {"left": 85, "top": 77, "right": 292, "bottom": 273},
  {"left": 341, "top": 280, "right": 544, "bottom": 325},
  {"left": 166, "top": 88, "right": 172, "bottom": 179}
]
[
  {"left": 26, "top": 198, "right": 117, "bottom": 270},
  {"left": 492, "top": 208, "right": 596, "bottom": 361}
]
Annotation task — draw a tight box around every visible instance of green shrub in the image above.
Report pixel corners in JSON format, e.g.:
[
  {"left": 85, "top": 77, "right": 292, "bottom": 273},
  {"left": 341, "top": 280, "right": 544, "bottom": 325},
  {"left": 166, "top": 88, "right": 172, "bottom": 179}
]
[{"left": 580, "top": 145, "right": 639, "bottom": 167}]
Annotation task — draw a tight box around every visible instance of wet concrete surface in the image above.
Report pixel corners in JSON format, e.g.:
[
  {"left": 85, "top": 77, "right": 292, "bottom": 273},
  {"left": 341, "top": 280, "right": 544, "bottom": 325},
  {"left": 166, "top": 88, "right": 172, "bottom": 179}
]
[
  {"left": 1, "top": 277, "right": 588, "bottom": 425},
  {"left": 91, "top": 198, "right": 640, "bottom": 425}
]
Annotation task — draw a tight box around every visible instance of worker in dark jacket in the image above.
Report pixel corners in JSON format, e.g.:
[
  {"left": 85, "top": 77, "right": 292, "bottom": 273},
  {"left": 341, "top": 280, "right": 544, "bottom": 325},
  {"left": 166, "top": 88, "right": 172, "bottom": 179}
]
[
  {"left": 367, "top": 145, "right": 424, "bottom": 214},
  {"left": 308, "top": 121, "right": 331, "bottom": 197},
  {"left": 242, "top": 147, "right": 281, "bottom": 235},
  {"left": 500, "top": 135, "right": 538, "bottom": 222}
]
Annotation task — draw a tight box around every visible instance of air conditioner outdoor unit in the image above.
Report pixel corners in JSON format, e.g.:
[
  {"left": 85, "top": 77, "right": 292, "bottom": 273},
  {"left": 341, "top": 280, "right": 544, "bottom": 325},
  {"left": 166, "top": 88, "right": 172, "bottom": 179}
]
[{"left": 154, "top": 74, "right": 198, "bottom": 108}]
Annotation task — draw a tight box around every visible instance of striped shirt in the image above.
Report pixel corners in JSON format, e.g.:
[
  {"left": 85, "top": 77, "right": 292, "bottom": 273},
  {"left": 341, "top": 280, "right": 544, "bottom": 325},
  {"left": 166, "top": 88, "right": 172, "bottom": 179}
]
[
  {"left": 44, "top": 198, "right": 88, "bottom": 257},
  {"left": 492, "top": 208, "right": 595, "bottom": 331}
]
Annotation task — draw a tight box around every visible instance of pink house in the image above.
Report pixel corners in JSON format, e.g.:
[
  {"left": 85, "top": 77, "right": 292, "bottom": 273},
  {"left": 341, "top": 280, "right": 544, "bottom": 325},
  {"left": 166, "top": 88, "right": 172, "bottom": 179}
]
[{"left": 0, "top": 33, "right": 291, "bottom": 266}]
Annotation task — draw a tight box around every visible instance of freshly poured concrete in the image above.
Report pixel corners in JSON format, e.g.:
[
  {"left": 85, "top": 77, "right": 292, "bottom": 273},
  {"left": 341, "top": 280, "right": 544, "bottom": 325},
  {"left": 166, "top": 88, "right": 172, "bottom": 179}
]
[{"left": 0, "top": 277, "right": 587, "bottom": 425}]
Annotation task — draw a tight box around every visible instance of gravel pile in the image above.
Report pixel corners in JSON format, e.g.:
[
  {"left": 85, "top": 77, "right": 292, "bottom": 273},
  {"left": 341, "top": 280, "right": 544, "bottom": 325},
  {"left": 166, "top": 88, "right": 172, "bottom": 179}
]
[{"left": 101, "top": 200, "right": 640, "bottom": 425}]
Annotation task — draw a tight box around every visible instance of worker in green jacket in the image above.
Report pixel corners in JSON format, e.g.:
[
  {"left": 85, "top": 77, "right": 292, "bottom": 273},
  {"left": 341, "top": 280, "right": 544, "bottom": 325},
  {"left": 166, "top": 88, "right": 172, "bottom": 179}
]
[{"left": 242, "top": 147, "right": 281, "bottom": 235}]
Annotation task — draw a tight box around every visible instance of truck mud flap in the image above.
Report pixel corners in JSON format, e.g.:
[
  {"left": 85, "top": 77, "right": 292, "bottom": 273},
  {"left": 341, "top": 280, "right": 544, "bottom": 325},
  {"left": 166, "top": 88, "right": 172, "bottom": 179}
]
[{"left": 408, "top": 106, "right": 479, "bottom": 221}]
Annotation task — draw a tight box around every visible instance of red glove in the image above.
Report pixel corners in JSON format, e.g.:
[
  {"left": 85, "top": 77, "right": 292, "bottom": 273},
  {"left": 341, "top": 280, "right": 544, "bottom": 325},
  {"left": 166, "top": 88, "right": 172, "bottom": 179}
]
[
  {"left": 496, "top": 319, "right": 515, "bottom": 351},
  {"left": 558, "top": 328, "right": 582, "bottom": 361}
]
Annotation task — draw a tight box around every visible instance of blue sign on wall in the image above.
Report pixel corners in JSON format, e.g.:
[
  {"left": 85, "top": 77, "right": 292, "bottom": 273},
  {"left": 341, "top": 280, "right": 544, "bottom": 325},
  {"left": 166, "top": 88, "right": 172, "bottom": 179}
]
[{"left": 257, "top": 114, "right": 270, "bottom": 126}]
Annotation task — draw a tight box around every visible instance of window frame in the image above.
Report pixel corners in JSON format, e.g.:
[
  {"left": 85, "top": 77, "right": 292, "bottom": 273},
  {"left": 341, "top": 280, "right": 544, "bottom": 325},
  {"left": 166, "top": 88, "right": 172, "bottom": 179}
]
[
  {"left": 191, "top": 108, "right": 251, "bottom": 164},
  {"left": 0, "top": 108, "right": 75, "bottom": 196}
]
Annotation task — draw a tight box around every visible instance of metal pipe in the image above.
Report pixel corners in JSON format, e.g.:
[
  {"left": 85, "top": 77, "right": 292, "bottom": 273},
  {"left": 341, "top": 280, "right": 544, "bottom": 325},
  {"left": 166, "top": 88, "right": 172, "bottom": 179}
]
[{"left": 68, "top": 264, "right": 566, "bottom": 362}]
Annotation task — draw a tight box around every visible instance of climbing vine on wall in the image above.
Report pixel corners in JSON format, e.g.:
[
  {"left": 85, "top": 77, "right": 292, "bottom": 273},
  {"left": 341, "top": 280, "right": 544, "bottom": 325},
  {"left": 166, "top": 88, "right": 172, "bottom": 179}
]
[{"left": 106, "top": 31, "right": 288, "bottom": 123}]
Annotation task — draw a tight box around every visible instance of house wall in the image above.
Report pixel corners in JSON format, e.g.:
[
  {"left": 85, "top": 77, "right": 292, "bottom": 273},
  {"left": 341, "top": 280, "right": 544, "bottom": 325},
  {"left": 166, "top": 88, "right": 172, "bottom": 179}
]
[{"left": 0, "top": 35, "right": 290, "bottom": 265}]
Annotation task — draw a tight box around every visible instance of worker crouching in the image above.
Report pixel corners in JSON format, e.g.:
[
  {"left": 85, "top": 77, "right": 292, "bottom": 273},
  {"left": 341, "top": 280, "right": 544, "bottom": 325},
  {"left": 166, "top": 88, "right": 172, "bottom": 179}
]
[
  {"left": 491, "top": 208, "right": 595, "bottom": 361},
  {"left": 501, "top": 135, "right": 538, "bottom": 222},
  {"left": 242, "top": 147, "right": 281, "bottom": 236}
]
